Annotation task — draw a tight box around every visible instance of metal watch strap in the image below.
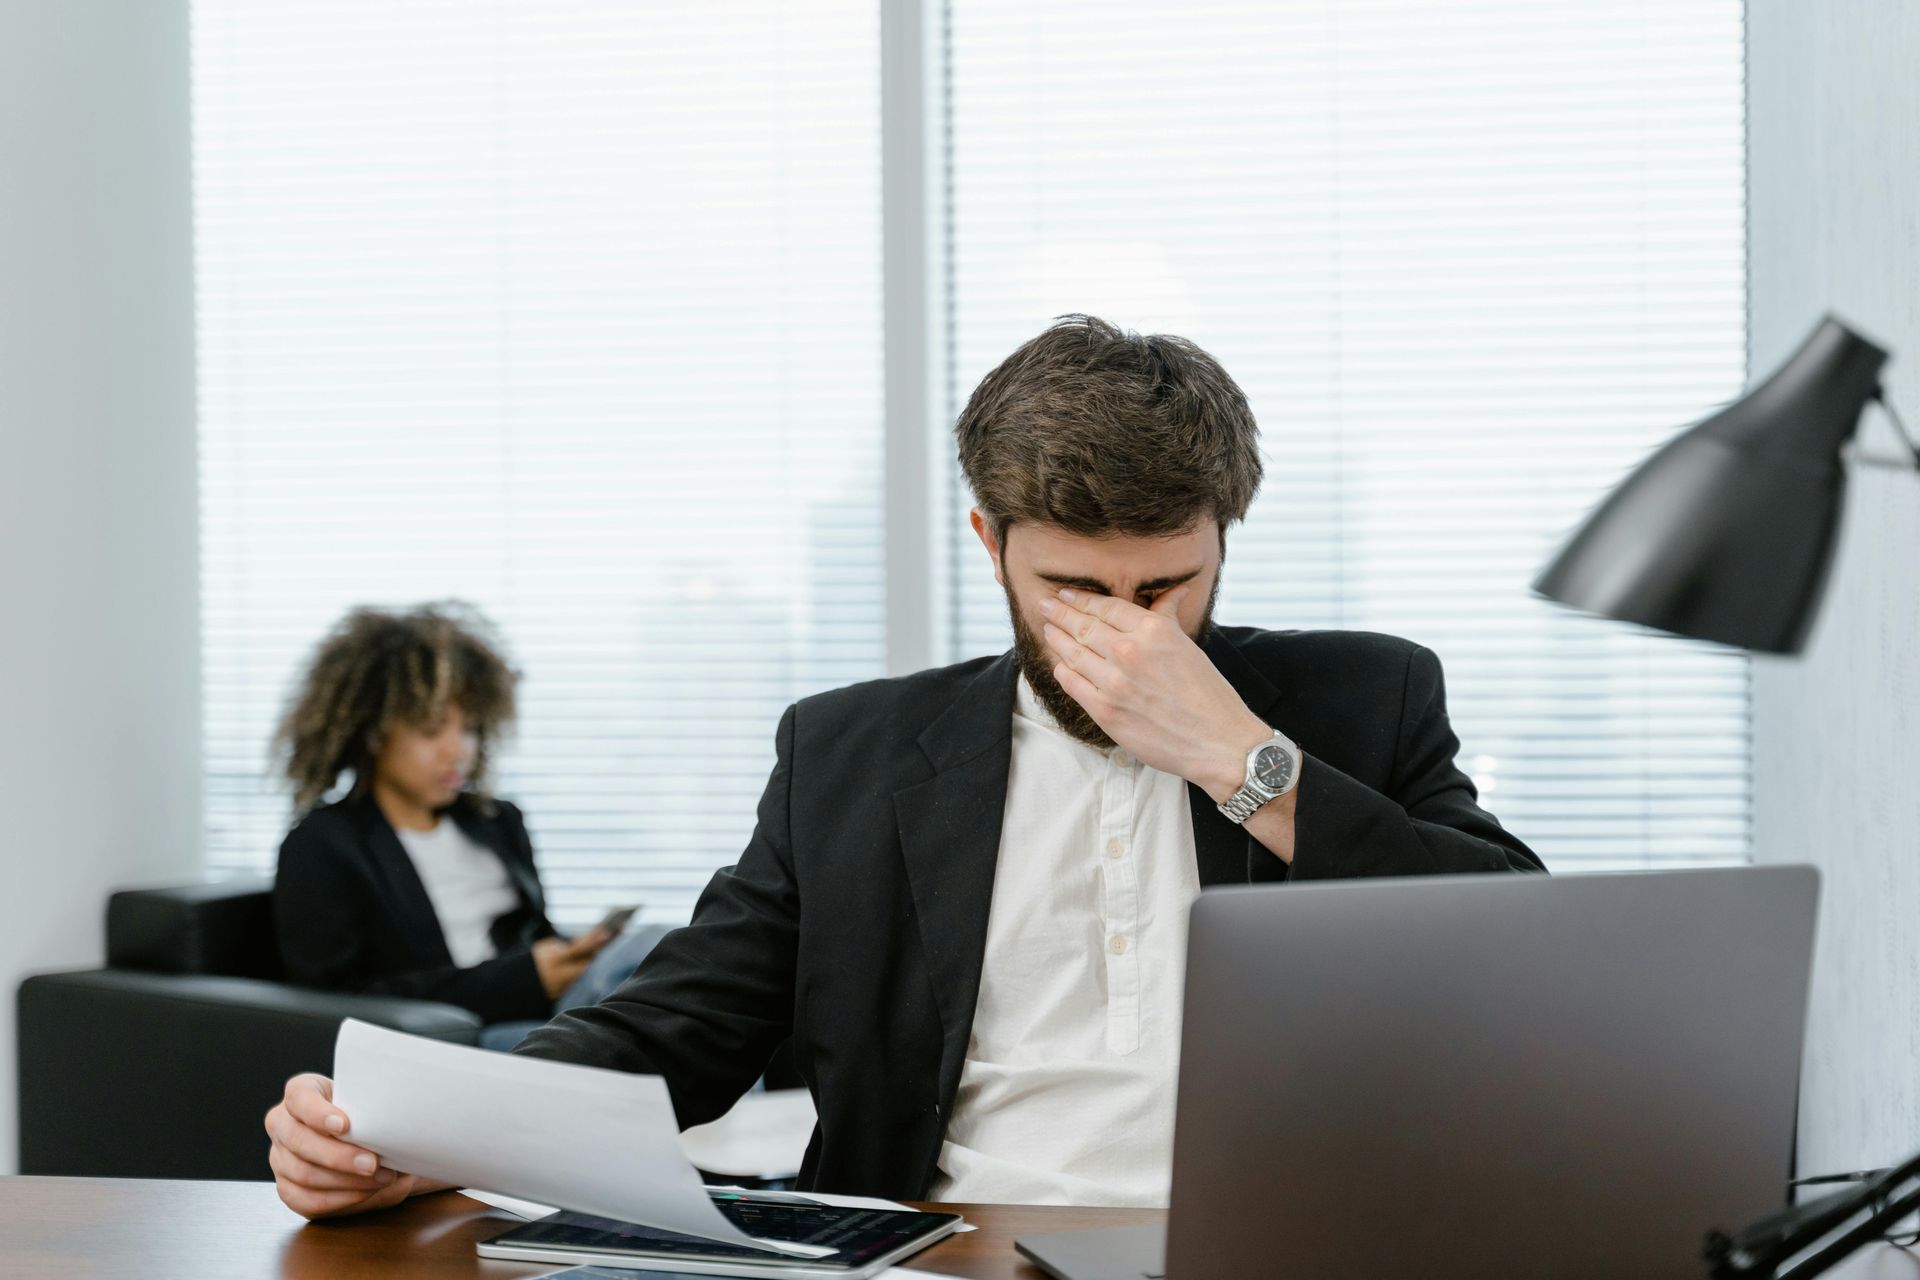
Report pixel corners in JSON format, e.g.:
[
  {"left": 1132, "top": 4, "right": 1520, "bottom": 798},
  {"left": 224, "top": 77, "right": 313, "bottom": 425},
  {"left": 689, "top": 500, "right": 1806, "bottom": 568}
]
[
  {"left": 1217, "top": 730, "right": 1300, "bottom": 826},
  {"left": 1218, "top": 785, "right": 1271, "bottom": 825}
]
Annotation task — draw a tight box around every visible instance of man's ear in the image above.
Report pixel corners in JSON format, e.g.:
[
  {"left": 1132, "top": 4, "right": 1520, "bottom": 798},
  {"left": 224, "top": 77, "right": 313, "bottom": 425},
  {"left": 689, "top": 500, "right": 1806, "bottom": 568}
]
[{"left": 969, "top": 508, "right": 1006, "bottom": 588}]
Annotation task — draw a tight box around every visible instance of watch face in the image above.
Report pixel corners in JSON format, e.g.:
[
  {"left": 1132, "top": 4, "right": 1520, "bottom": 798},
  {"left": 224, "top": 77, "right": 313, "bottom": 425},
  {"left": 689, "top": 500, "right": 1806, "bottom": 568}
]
[{"left": 1253, "top": 744, "right": 1294, "bottom": 791}]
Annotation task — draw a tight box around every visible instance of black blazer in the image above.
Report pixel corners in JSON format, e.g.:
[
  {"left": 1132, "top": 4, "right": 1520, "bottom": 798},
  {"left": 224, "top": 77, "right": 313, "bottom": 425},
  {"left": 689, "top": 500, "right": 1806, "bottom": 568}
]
[
  {"left": 515, "top": 626, "right": 1545, "bottom": 1198},
  {"left": 274, "top": 792, "right": 559, "bottom": 1023}
]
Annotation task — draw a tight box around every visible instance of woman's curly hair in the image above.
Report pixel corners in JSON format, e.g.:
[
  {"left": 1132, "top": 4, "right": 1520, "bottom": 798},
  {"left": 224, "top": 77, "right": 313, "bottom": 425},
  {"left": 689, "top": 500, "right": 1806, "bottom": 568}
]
[{"left": 275, "top": 601, "right": 520, "bottom": 814}]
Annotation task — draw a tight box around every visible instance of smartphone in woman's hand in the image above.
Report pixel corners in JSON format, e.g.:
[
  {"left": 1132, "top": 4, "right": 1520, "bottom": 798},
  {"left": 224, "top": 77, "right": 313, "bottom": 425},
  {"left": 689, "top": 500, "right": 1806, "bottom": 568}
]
[{"left": 595, "top": 904, "right": 640, "bottom": 936}]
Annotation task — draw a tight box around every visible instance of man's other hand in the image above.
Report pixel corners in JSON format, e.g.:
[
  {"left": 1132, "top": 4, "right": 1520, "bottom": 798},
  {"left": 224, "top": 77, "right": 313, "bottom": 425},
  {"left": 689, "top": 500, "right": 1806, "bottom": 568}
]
[{"left": 265, "top": 1073, "right": 427, "bottom": 1220}]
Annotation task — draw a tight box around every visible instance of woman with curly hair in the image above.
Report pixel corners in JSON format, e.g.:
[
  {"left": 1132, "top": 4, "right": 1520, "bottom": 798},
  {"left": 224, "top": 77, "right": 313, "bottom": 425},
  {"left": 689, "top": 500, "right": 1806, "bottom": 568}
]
[{"left": 271, "top": 601, "right": 657, "bottom": 1050}]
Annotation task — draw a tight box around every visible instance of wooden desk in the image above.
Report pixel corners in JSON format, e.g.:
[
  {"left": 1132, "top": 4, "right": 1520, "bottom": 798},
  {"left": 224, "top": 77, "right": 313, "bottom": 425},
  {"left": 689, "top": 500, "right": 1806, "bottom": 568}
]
[{"left": 0, "top": 1176, "right": 1162, "bottom": 1280}]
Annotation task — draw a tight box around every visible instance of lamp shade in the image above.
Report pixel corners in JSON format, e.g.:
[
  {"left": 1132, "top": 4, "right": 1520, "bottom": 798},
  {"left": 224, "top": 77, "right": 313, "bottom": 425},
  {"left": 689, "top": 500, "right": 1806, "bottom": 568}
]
[{"left": 1533, "top": 317, "right": 1889, "bottom": 653}]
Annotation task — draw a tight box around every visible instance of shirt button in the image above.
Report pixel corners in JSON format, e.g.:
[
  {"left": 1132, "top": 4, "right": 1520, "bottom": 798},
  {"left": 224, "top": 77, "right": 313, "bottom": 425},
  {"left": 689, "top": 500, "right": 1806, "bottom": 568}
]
[
  {"left": 1112, "top": 750, "right": 1133, "bottom": 769},
  {"left": 1108, "top": 934, "right": 1129, "bottom": 955},
  {"left": 1105, "top": 838, "right": 1125, "bottom": 859}
]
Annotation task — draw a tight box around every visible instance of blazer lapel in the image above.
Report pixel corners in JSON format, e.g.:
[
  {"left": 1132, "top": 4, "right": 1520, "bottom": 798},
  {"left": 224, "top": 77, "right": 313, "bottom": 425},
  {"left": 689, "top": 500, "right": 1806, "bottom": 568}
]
[
  {"left": 893, "top": 653, "right": 1017, "bottom": 1116},
  {"left": 354, "top": 796, "right": 457, "bottom": 965},
  {"left": 1190, "top": 628, "right": 1292, "bottom": 886}
]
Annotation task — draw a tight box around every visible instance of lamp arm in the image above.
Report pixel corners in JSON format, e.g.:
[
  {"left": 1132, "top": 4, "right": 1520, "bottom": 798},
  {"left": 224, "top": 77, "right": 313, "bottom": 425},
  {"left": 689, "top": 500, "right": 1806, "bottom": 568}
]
[
  {"left": 1705, "top": 1146, "right": 1920, "bottom": 1278},
  {"left": 1705, "top": 1182, "right": 1882, "bottom": 1276},
  {"left": 1776, "top": 1182, "right": 1920, "bottom": 1280},
  {"left": 1854, "top": 393, "right": 1920, "bottom": 472}
]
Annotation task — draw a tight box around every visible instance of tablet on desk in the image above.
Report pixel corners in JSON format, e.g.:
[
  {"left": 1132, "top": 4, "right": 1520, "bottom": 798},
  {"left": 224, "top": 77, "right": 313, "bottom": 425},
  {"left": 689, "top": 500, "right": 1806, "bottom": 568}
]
[{"left": 476, "top": 1194, "right": 961, "bottom": 1279}]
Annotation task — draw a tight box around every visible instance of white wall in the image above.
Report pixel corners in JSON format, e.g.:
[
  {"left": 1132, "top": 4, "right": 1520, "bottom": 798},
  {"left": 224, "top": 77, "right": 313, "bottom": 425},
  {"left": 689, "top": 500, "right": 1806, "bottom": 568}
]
[
  {"left": 1748, "top": 1, "right": 1920, "bottom": 1176},
  {"left": 0, "top": 0, "right": 201, "bottom": 1173}
]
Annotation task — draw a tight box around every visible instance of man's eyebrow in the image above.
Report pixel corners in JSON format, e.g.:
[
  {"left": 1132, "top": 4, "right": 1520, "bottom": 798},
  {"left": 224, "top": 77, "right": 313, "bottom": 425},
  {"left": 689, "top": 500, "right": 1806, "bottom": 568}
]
[{"left": 1035, "top": 568, "right": 1202, "bottom": 596}]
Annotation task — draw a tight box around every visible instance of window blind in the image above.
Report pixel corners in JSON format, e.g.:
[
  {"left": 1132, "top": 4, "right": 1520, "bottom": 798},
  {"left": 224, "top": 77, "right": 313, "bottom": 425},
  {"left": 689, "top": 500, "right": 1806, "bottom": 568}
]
[
  {"left": 192, "top": 1, "right": 884, "bottom": 924},
  {"left": 938, "top": 0, "right": 1749, "bottom": 871}
]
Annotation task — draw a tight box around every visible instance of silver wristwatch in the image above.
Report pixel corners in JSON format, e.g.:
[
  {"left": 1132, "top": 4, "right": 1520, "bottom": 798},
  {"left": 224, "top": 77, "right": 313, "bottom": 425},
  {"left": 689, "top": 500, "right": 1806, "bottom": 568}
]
[{"left": 1217, "top": 728, "right": 1302, "bottom": 825}]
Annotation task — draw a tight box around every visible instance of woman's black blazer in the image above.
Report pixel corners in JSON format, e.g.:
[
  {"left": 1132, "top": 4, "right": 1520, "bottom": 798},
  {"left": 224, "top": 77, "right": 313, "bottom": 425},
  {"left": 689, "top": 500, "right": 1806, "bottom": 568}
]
[{"left": 272, "top": 791, "right": 559, "bottom": 1023}]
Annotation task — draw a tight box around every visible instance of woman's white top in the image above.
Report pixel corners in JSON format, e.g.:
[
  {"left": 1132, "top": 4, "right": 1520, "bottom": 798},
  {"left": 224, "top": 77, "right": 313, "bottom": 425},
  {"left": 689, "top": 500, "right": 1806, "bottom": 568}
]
[{"left": 394, "top": 819, "right": 521, "bottom": 968}]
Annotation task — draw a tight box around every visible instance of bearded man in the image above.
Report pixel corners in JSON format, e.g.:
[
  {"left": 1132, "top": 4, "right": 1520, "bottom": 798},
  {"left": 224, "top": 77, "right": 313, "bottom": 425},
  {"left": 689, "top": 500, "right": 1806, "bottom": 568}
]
[{"left": 265, "top": 314, "right": 1543, "bottom": 1218}]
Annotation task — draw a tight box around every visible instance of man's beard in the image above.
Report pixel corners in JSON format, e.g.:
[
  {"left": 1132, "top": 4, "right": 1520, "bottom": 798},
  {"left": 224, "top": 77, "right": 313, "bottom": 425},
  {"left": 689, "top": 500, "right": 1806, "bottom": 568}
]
[{"left": 1003, "top": 573, "right": 1221, "bottom": 751}]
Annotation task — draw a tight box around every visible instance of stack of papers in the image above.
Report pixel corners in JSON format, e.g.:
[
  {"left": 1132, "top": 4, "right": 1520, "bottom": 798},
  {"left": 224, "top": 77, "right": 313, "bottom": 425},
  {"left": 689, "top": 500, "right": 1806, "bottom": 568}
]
[{"left": 333, "top": 1020, "right": 816, "bottom": 1254}]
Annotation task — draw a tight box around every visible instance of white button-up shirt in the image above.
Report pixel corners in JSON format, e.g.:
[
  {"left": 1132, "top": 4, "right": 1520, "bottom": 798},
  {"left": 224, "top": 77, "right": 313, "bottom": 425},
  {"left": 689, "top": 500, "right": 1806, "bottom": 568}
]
[{"left": 926, "top": 677, "right": 1202, "bottom": 1207}]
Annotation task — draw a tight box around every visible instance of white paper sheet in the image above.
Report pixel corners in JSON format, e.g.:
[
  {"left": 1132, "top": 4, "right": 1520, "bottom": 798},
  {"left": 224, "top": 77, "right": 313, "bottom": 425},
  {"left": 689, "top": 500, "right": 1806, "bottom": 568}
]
[
  {"left": 678, "top": 1088, "right": 817, "bottom": 1179},
  {"left": 331, "top": 1019, "right": 796, "bottom": 1254}
]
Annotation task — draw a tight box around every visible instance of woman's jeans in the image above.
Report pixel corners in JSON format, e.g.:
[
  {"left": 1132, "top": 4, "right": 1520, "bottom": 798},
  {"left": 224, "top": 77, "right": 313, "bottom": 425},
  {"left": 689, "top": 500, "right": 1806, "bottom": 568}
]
[{"left": 476, "top": 924, "right": 667, "bottom": 1052}]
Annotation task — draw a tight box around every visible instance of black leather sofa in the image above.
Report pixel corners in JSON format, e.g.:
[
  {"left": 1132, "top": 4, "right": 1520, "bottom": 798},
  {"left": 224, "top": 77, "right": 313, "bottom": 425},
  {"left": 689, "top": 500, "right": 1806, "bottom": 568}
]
[
  {"left": 19, "top": 879, "right": 803, "bottom": 1183},
  {"left": 16, "top": 879, "right": 484, "bottom": 1180}
]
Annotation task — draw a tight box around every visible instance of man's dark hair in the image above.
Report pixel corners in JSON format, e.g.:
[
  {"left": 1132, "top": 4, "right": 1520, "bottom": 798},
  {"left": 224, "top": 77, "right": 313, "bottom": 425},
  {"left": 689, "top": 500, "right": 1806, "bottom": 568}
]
[
  {"left": 274, "top": 600, "right": 518, "bottom": 813},
  {"left": 954, "top": 313, "right": 1264, "bottom": 545}
]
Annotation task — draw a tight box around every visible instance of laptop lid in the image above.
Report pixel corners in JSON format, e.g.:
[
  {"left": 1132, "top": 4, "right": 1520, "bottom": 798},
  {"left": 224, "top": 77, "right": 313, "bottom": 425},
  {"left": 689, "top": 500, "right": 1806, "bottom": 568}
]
[{"left": 1166, "top": 866, "right": 1818, "bottom": 1280}]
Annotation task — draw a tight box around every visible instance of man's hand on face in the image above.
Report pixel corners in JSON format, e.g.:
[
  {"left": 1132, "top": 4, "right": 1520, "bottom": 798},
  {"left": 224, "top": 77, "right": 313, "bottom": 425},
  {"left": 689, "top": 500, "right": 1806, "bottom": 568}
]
[{"left": 1040, "top": 585, "right": 1271, "bottom": 799}]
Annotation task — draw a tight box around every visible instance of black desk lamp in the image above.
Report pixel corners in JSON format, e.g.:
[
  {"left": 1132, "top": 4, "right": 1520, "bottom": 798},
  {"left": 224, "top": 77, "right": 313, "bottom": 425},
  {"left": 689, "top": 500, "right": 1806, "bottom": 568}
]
[
  {"left": 1534, "top": 315, "right": 1908, "bottom": 652},
  {"left": 1534, "top": 314, "right": 1920, "bottom": 1275}
]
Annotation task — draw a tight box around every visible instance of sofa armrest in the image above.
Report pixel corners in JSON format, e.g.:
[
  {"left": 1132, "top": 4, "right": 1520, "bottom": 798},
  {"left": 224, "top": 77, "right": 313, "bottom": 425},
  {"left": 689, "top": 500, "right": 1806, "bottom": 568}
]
[
  {"left": 46, "top": 970, "right": 485, "bottom": 1040},
  {"left": 106, "top": 878, "right": 280, "bottom": 978},
  {"left": 17, "top": 969, "right": 481, "bottom": 1179}
]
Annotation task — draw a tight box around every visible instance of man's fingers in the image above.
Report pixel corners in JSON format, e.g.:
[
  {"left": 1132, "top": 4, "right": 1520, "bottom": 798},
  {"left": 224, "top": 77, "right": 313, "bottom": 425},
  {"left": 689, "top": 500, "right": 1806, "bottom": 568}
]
[
  {"left": 1149, "top": 585, "right": 1191, "bottom": 617},
  {"left": 270, "top": 1106, "right": 384, "bottom": 1177},
  {"left": 284, "top": 1184, "right": 387, "bottom": 1219},
  {"left": 1055, "top": 586, "right": 1145, "bottom": 629},
  {"left": 1043, "top": 622, "right": 1112, "bottom": 688},
  {"left": 345, "top": 1173, "right": 422, "bottom": 1215},
  {"left": 1070, "top": 611, "right": 1122, "bottom": 654},
  {"left": 284, "top": 1074, "right": 348, "bottom": 1134},
  {"left": 271, "top": 1109, "right": 380, "bottom": 1176},
  {"left": 270, "top": 1140, "right": 392, "bottom": 1193},
  {"left": 1054, "top": 662, "right": 1102, "bottom": 709},
  {"left": 1041, "top": 594, "right": 1126, "bottom": 656},
  {"left": 359, "top": 1173, "right": 421, "bottom": 1212}
]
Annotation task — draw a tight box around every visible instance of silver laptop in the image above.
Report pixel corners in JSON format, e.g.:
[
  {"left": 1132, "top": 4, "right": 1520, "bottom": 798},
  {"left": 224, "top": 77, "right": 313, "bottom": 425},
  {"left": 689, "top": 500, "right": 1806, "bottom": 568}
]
[{"left": 1017, "top": 866, "right": 1819, "bottom": 1280}]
